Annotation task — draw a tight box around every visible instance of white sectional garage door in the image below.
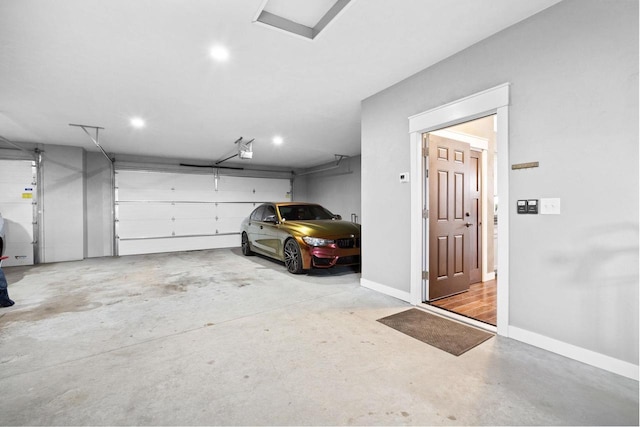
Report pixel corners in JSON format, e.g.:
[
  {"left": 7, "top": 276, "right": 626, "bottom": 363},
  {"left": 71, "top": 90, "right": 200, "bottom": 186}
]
[
  {"left": 0, "top": 159, "right": 36, "bottom": 266},
  {"left": 115, "top": 169, "right": 291, "bottom": 256}
]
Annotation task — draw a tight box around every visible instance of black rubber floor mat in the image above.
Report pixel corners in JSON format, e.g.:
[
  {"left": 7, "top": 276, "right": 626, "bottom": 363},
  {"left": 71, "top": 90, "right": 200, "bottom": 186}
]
[{"left": 377, "top": 308, "right": 494, "bottom": 356}]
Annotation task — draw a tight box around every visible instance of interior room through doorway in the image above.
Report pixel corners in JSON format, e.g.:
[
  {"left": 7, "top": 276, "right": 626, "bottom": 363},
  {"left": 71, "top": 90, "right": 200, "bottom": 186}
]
[{"left": 425, "top": 114, "right": 497, "bottom": 325}]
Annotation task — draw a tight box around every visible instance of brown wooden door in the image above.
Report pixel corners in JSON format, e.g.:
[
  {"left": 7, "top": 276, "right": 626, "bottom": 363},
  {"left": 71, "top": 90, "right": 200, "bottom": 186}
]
[
  {"left": 469, "top": 150, "right": 482, "bottom": 284},
  {"left": 428, "top": 134, "right": 472, "bottom": 300}
]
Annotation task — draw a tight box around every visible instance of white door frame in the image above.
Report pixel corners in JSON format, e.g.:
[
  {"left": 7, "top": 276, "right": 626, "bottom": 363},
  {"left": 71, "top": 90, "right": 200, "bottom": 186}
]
[{"left": 408, "top": 83, "right": 510, "bottom": 336}]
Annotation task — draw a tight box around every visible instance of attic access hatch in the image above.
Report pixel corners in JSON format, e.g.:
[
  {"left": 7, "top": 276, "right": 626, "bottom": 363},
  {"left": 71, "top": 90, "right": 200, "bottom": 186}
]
[{"left": 253, "top": 0, "right": 352, "bottom": 40}]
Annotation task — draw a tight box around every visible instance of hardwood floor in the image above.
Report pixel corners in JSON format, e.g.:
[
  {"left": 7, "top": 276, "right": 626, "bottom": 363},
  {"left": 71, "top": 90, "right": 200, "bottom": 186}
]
[{"left": 430, "top": 279, "right": 496, "bottom": 326}]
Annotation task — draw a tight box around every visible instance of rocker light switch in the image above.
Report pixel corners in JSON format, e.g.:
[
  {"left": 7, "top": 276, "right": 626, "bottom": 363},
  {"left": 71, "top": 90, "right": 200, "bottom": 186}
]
[
  {"left": 540, "top": 198, "right": 561, "bottom": 215},
  {"left": 517, "top": 200, "right": 528, "bottom": 214}
]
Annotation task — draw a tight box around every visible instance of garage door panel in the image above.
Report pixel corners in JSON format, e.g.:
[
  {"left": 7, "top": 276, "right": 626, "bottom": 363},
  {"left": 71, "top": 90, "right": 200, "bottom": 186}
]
[
  {"left": 118, "top": 203, "right": 174, "bottom": 220},
  {"left": 0, "top": 204, "right": 33, "bottom": 230},
  {"left": 117, "top": 170, "right": 214, "bottom": 189},
  {"left": 0, "top": 160, "right": 34, "bottom": 182},
  {"left": 216, "top": 203, "right": 255, "bottom": 219},
  {"left": 214, "top": 217, "right": 245, "bottom": 234},
  {"left": 115, "top": 169, "right": 289, "bottom": 255},
  {"left": 217, "top": 176, "right": 290, "bottom": 202},
  {"left": 3, "top": 242, "right": 34, "bottom": 266},
  {"left": 250, "top": 178, "right": 292, "bottom": 201},
  {"left": 173, "top": 219, "right": 217, "bottom": 235},
  {"left": 119, "top": 219, "right": 220, "bottom": 238},
  {"left": 215, "top": 204, "right": 254, "bottom": 234},
  {"left": 3, "top": 204, "right": 34, "bottom": 262},
  {"left": 173, "top": 203, "right": 216, "bottom": 219},
  {"left": 216, "top": 189, "right": 257, "bottom": 203},
  {"left": 118, "top": 234, "right": 240, "bottom": 256},
  {"left": 118, "top": 188, "right": 215, "bottom": 202},
  {"left": 0, "top": 184, "right": 35, "bottom": 202},
  {"left": 117, "top": 171, "right": 216, "bottom": 202},
  {"left": 118, "top": 203, "right": 217, "bottom": 221},
  {"left": 118, "top": 219, "right": 174, "bottom": 238},
  {"left": 0, "top": 160, "right": 35, "bottom": 266}
]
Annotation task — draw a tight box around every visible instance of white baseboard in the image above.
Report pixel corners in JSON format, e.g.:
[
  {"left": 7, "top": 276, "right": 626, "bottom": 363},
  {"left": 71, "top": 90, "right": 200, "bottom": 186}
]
[
  {"left": 360, "top": 278, "right": 411, "bottom": 303},
  {"left": 482, "top": 271, "right": 496, "bottom": 282},
  {"left": 360, "top": 277, "right": 638, "bottom": 381},
  {"left": 509, "top": 326, "right": 639, "bottom": 381}
]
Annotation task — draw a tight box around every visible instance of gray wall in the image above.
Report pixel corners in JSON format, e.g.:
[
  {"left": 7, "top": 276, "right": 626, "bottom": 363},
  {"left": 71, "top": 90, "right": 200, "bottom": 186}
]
[
  {"left": 361, "top": 0, "right": 638, "bottom": 364},
  {"left": 85, "top": 152, "right": 113, "bottom": 258},
  {"left": 40, "top": 144, "right": 85, "bottom": 263},
  {"left": 294, "top": 155, "right": 361, "bottom": 223}
]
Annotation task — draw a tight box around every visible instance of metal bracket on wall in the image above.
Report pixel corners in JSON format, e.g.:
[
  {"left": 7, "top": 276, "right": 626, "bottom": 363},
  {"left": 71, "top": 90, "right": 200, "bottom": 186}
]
[
  {"left": 69, "top": 123, "right": 113, "bottom": 163},
  {"left": 334, "top": 154, "right": 348, "bottom": 166}
]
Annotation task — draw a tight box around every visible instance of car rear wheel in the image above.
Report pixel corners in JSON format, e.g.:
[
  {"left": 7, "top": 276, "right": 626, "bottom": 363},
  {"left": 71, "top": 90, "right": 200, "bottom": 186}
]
[
  {"left": 284, "top": 239, "right": 303, "bottom": 274},
  {"left": 241, "top": 232, "right": 253, "bottom": 256}
]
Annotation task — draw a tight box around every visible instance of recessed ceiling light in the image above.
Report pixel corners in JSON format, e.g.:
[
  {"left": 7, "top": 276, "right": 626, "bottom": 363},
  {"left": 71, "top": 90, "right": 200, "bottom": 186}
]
[
  {"left": 273, "top": 136, "right": 283, "bottom": 145},
  {"left": 210, "top": 45, "right": 230, "bottom": 62},
  {"left": 130, "top": 117, "right": 145, "bottom": 129}
]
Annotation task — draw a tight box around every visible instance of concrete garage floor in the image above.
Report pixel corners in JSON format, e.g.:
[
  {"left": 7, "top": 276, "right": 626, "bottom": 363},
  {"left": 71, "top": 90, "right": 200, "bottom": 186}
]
[{"left": 0, "top": 249, "right": 637, "bottom": 426}]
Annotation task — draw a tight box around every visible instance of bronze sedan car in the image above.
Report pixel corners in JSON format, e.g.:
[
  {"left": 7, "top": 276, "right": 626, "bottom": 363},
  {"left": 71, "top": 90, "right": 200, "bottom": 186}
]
[{"left": 240, "top": 202, "right": 360, "bottom": 274}]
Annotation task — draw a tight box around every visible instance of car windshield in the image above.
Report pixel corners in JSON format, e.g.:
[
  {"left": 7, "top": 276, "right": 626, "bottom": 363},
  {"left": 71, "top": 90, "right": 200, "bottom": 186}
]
[{"left": 278, "top": 205, "right": 335, "bottom": 221}]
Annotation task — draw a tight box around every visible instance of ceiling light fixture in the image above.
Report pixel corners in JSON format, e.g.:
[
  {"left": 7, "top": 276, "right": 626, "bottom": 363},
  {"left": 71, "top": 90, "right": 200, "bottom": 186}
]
[
  {"left": 273, "top": 136, "right": 283, "bottom": 145},
  {"left": 130, "top": 117, "right": 145, "bottom": 129},
  {"left": 210, "top": 45, "right": 230, "bottom": 62}
]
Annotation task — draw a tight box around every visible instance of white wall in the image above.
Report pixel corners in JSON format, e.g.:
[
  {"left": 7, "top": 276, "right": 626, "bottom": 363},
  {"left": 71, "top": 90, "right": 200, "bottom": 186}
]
[
  {"left": 294, "top": 155, "right": 361, "bottom": 223},
  {"left": 361, "top": 0, "right": 638, "bottom": 366}
]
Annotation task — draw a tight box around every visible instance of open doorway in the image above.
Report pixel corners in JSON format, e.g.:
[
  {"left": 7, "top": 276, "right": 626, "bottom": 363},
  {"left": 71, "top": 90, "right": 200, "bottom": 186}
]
[
  {"left": 408, "top": 83, "right": 510, "bottom": 335},
  {"left": 423, "top": 115, "right": 497, "bottom": 325}
]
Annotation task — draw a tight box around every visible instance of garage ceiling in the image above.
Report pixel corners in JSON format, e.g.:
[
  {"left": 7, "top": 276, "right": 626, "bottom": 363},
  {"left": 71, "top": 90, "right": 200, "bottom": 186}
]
[{"left": 0, "top": 0, "right": 560, "bottom": 169}]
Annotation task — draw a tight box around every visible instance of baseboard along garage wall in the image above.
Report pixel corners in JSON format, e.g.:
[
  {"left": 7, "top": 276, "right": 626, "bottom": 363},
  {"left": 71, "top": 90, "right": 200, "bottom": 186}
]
[{"left": 360, "top": 278, "right": 411, "bottom": 303}]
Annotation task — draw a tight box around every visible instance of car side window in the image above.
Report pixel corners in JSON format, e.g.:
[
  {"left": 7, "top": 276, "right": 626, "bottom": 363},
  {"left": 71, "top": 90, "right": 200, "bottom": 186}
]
[
  {"left": 262, "top": 205, "right": 276, "bottom": 221},
  {"left": 251, "top": 206, "right": 265, "bottom": 221}
]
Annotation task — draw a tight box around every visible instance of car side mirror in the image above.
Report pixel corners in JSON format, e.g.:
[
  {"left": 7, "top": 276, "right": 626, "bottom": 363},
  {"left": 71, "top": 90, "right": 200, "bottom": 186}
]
[{"left": 264, "top": 215, "right": 279, "bottom": 224}]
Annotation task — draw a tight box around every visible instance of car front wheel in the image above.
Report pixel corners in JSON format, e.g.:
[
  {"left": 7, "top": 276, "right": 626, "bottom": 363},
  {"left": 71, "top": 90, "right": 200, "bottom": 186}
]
[
  {"left": 241, "top": 232, "right": 253, "bottom": 256},
  {"left": 284, "top": 239, "right": 303, "bottom": 274}
]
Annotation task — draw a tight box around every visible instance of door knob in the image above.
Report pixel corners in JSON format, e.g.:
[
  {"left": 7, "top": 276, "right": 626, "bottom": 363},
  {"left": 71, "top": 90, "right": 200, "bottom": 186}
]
[{"left": 464, "top": 222, "right": 473, "bottom": 227}]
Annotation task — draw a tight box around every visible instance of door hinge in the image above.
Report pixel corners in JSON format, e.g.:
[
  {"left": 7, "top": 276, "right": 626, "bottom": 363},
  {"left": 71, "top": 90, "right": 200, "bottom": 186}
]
[
  {"left": 422, "top": 147, "right": 429, "bottom": 157},
  {"left": 422, "top": 209, "right": 429, "bottom": 219},
  {"left": 422, "top": 271, "right": 429, "bottom": 280}
]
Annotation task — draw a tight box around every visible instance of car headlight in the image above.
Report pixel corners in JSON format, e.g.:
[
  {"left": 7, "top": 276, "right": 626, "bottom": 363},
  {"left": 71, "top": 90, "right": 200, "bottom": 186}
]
[{"left": 302, "top": 236, "right": 335, "bottom": 247}]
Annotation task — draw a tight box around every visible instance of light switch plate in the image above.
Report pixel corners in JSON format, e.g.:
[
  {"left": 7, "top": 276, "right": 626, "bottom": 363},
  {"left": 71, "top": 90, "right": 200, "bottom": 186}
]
[
  {"left": 540, "top": 198, "right": 561, "bottom": 215},
  {"left": 399, "top": 172, "right": 410, "bottom": 183}
]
